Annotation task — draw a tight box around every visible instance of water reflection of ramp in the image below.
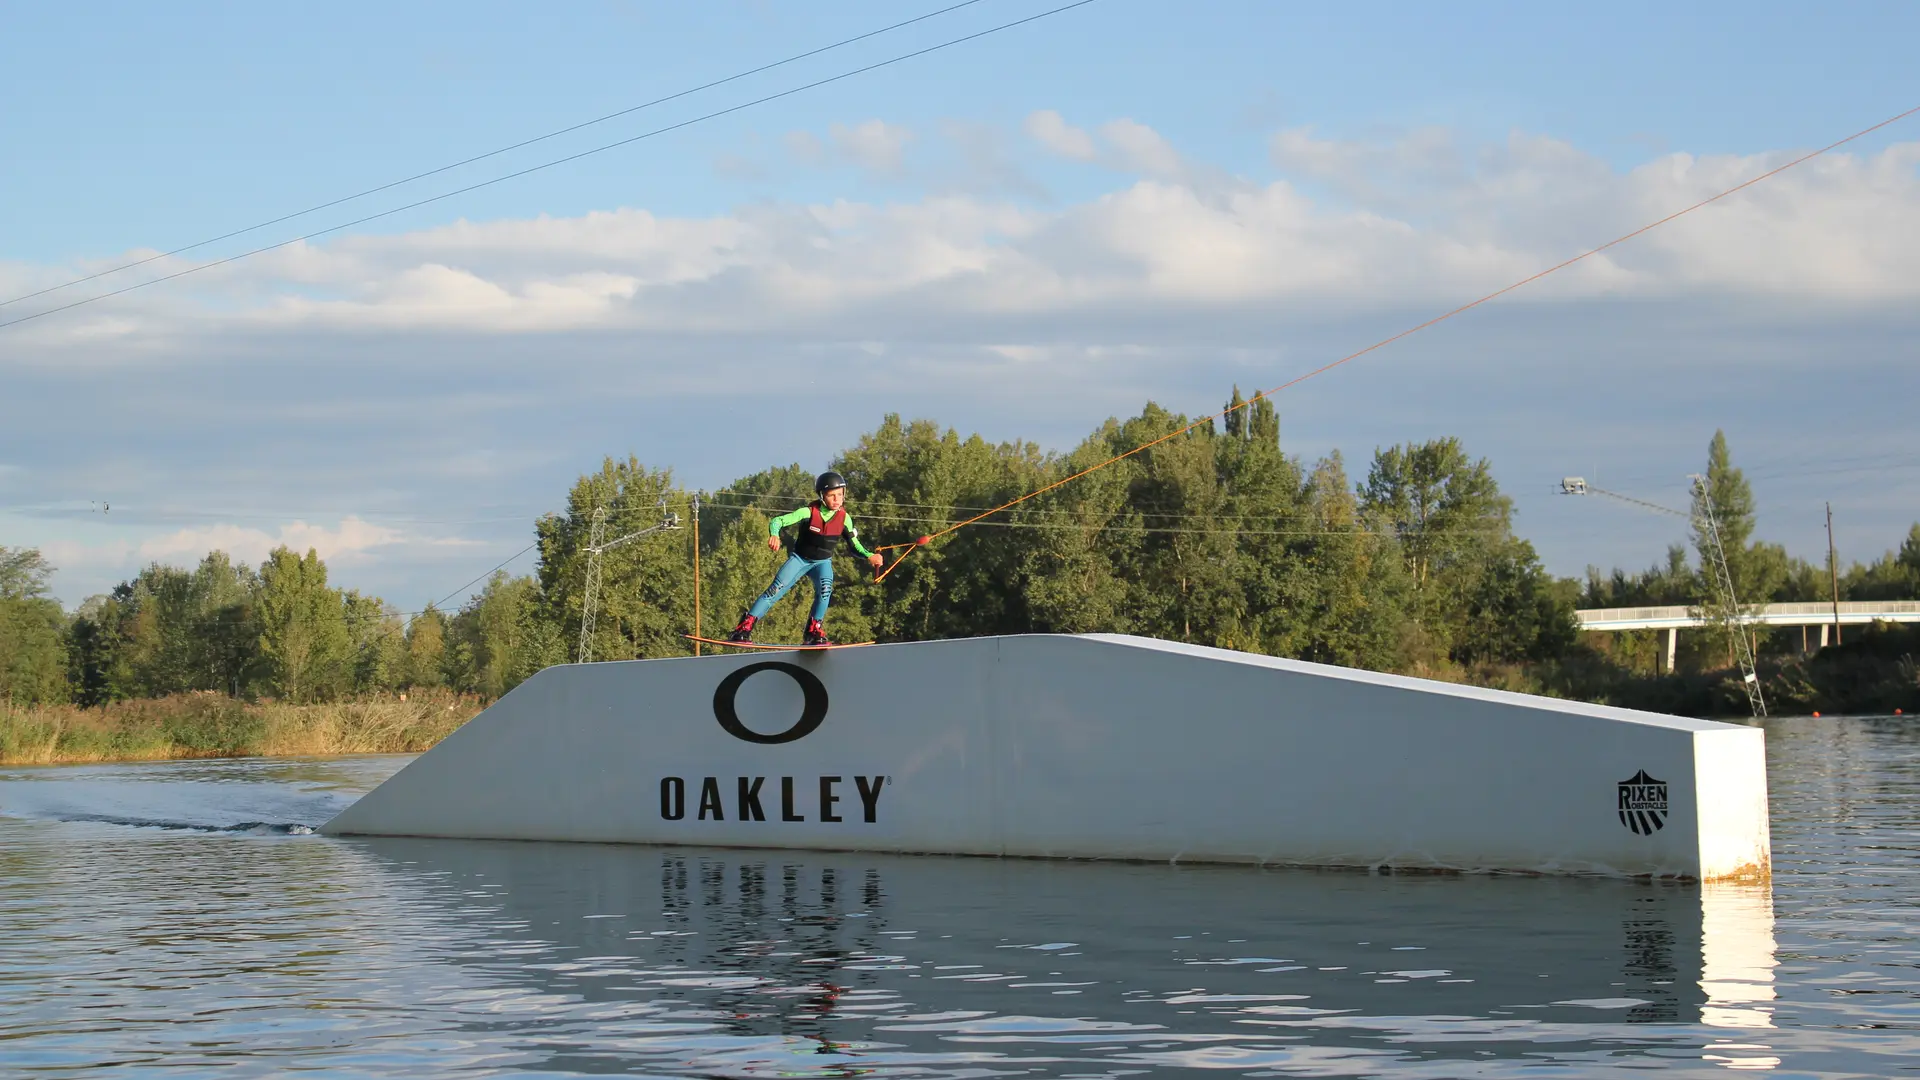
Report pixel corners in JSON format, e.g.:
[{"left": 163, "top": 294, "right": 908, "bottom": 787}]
[{"left": 345, "top": 838, "right": 1779, "bottom": 1075}]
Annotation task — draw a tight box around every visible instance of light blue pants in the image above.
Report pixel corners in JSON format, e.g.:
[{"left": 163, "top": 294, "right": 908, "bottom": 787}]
[{"left": 748, "top": 554, "right": 834, "bottom": 622}]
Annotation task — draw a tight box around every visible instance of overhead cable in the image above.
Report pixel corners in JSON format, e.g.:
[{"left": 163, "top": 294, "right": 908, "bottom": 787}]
[
  {"left": 872, "top": 101, "right": 1920, "bottom": 580},
  {"left": 0, "top": 0, "right": 991, "bottom": 312},
  {"left": 0, "top": 0, "right": 1100, "bottom": 332}
]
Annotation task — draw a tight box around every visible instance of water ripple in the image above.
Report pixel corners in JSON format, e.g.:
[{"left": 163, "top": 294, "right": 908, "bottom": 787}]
[{"left": 0, "top": 718, "right": 1916, "bottom": 1076}]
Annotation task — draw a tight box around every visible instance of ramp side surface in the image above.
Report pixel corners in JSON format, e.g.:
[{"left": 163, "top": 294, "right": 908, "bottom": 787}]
[{"left": 323, "top": 633, "right": 1768, "bottom": 880}]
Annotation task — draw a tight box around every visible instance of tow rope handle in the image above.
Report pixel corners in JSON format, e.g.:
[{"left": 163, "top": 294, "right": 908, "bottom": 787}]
[{"left": 873, "top": 535, "right": 932, "bottom": 584}]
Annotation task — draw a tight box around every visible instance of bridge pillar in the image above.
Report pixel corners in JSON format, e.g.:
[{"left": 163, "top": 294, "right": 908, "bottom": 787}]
[
  {"left": 1819, "top": 624, "right": 1830, "bottom": 650},
  {"left": 1665, "top": 627, "right": 1677, "bottom": 673}
]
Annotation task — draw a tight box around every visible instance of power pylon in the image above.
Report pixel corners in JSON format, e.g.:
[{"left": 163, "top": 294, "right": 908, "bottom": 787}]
[{"left": 577, "top": 504, "right": 682, "bottom": 665}]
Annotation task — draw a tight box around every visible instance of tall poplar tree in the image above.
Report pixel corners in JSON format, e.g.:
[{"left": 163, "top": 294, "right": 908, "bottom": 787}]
[
  {"left": 1694, "top": 430, "right": 1786, "bottom": 606},
  {"left": 256, "top": 547, "right": 350, "bottom": 702}
]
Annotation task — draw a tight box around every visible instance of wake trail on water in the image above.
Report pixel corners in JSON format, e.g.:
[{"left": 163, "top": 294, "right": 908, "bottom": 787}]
[{"left": 47, "top": 813, "right": 319, "bottom": 835}]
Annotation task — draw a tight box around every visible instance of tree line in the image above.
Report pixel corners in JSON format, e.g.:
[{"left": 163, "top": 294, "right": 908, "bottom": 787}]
[
  {"left": 0, "top": 546, "right": 531, "bottom": 706},
  {"left": 4, "top": 395, "right": 1915, "bottom": 710}
]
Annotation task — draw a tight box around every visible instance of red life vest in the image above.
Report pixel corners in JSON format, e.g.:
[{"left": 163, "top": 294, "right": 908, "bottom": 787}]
[{"left": 792, "top": 501, "right": 847, "bottom": 561}]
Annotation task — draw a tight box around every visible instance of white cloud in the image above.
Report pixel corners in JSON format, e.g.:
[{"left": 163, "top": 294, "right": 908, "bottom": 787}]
[
  {"left": 828, "top": 119, "right": 914, "bottom": 175},
  {"left": 781, "top": 120, "right": 915, "bottom": 177},
  {"left": 36, "top": 515, "right": 473, "bottom": 586},
  {"left": 783, "top": 129, "right": 825, "bottom": 164},
  {"left": 6, "top": 127, "right": 1916, "bottom": 349},
  {"left": 7, "top": 127, "right": 1904, "bottom": 349},
  {"left": 147, "top": 516, "right": 411, "bottom": 566},
  {"left": 1098, "top": 118, "right": 1186, "bottom": 179},
  {"left": 1025, "top": 111, "right": 1189, "bottom": 180},
  {"left": 1024, "top": 109, "right": 1097, "bottom": 161}
]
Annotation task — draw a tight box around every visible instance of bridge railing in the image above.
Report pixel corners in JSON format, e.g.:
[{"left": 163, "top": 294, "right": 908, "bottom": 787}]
[{"left": 1576, "top": 600, "right": 1920, "bottom": 631}]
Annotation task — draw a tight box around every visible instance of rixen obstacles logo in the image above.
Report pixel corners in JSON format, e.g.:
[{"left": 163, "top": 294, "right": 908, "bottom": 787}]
[{"left": 1617, "top": 770, "right": 1669, "bottom": 835}]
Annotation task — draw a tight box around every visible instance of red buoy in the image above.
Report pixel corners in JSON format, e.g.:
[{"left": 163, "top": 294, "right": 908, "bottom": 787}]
[
  {"left": 916, "top": 535, "right": 932, "bottom": 546},
  {"left": 1812, "top": 711, "right": 1821, "bottom": 717}
]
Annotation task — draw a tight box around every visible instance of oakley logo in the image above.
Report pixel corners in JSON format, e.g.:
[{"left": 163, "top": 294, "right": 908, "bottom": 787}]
[{"left": 713, "top": 662, "right": 828, "bottom": 744}]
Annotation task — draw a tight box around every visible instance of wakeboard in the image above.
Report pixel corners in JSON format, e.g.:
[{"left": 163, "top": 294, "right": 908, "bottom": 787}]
[{"left": 683, "top": 634, "right": 875, "bottom": 652}]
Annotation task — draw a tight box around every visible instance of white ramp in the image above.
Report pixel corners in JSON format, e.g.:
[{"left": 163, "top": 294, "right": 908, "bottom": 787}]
[{"left": 323, "top": 634, "right": 1770, "bottom": 881}]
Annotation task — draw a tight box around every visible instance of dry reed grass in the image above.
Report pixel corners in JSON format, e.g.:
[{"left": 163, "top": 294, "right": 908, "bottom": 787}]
[{"left": 0, "top": 690, "right": 486, "bottom": 766}]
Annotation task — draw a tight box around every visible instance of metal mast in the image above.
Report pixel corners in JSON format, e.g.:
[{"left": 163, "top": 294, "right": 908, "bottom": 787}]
[
  {"left": 577, "top": 503, "right": 681, "bottom": 665},
  {"left": 577, "top": 507, "right": 609, "bottom": 665},
  {"left": 1689, "top": 474, "right": 1766, "bottom": 717}
]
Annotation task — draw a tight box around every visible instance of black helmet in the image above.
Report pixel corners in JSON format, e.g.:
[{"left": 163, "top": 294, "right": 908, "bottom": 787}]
[{"left": 815, "top": 470, "right": 848, "bottom": 495}]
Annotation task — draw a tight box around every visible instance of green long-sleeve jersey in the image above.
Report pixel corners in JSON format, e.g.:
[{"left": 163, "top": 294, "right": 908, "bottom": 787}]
[{"left": 769, "top": 503, "right": 876, "bottom": 560}]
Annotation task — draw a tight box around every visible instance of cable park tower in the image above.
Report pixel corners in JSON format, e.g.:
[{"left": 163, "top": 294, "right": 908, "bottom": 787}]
[
  {"left": 577, "top": 503, "right": 682, "bottom": 666},
  {"left": 1559, "top": 475, "right": 1766, "bottom": 718}
]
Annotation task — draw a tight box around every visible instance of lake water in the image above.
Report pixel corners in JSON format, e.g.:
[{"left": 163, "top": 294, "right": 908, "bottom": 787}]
[{"left": 0, "top": 715, "right": 1914, "bottom": 1077}]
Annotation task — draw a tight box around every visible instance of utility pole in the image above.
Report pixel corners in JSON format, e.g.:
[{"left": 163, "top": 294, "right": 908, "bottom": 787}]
[
  {"left": 1826, "top": 502, "right": 1842, "bottom": 647},
  {"left": 691, "top": 495, "right": 702, "bottom": 657}
]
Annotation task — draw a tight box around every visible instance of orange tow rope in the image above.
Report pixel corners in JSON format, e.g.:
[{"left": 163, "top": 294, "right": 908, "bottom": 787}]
[{"left": 869, "top": 103, "right": 1920, "bottom": 586}]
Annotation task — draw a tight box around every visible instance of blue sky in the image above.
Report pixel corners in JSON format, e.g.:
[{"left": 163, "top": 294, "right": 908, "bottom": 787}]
[{"left": 3, "top": 0, "right": 1917, "bottom": 608}]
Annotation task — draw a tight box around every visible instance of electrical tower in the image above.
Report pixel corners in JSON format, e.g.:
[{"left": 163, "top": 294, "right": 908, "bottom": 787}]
[
  {"left": 1688, "top": 475, "right": 1766, "bottom": 718},
  {"left": 1559, "top": 474, "right": 1766, "bottom": 717},
  {"left": 577, "top": 503, "right": 682, "bottom": 665}
]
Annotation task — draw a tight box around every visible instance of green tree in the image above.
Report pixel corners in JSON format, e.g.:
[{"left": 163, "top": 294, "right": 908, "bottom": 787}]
[
  {"left": 533, "top": 457, "right": 697, "bottom": 662},
  {"left": 1359, "top": 438, "right": 1516, "bottom": 666},
  {"left": 1583, "top": 545, "right": 1695, "bottom": 608},
  {"left": 833, "top": 414, "right": 1042, "bottom": 643},
  {"left": 1015, "top": 423, "right": 1133, "bottom": 635},
  {"left": 1248, "top": 395, "right": 1279, "bottom": 448},
  {"left": 1694, "top": 431, "right": 1785, "bottom": 607},
  {"left": 1223, "top": 386, "right": 1248, "bottom": 439},
  {"left": 1268, "top": 453, "right": 1412, "bottom": 669},
  {"left": 1361, "top": 438, "right": 1509, "bottom": 595},
  {"left": 255, "top": 547, "right": 350, "bottom": 701},
  {"left": 448, "top": 572, "right": 540, "bottom": 697},
  {"left": 1841, "top": 523, "right": 1920, "bottom": 601},
  {"left": 1452, "top": 539, "right": 1578, "bottom": 664},
  {"left": 404, "top": 605, "right": 449, "bottom": 689},
  {"left": 65, "top": 594, "right": 130, "bottom": 705},
  {"left": 0, "top": 547, "right": 69, "bottom": 705},
  {"left": 508, "top": 595, "right": 570, "bottom": 686},
  {"left": 188, "top": 552, "right": 259, "bottom": 696},
  {"left": 344, "top": 590, "right": 407, "bottom": 692}
]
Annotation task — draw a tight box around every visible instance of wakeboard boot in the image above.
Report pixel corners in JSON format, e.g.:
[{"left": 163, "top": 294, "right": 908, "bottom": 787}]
[
  {"left": 727, "top": 614, "right": 757, "bottom": 643},
  {"left": 803, "top": 619, "right": 830, "bottom": 647}
]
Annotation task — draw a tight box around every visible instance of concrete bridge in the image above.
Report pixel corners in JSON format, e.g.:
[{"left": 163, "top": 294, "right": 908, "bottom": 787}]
[{"left": 1575, "top": 601, "right": 1920, "bottom": 671}]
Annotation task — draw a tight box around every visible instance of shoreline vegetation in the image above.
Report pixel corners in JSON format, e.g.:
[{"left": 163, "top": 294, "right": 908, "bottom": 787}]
[
  {"left": 0, "top": 690, "right": 485, "bottom": 767},
  {"left": 4, "top": 400, "right": 1917, "bottom": 766},
  {"left": 4, "top": 639, "right": 1915, "bottom": 767}
]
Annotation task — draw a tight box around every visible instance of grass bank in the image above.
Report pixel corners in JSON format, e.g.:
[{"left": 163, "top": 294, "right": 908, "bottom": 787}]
[{"left": 0, "top": 690, "right": 486, "bottom": 766}]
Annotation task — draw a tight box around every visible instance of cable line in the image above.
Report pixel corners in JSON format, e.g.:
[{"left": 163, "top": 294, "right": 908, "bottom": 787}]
[
  {"left": 409, "top": 541, "right": 540, "bottom": 627},
  {"left": 0, "top": 0, "right": 990, "bottom": 313},
  {"left": 872, "top": 101, "right": 1920, "bottom": 583},
  {"left": 0, "top": 0, "right": 1099, "bottom": 332}
]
